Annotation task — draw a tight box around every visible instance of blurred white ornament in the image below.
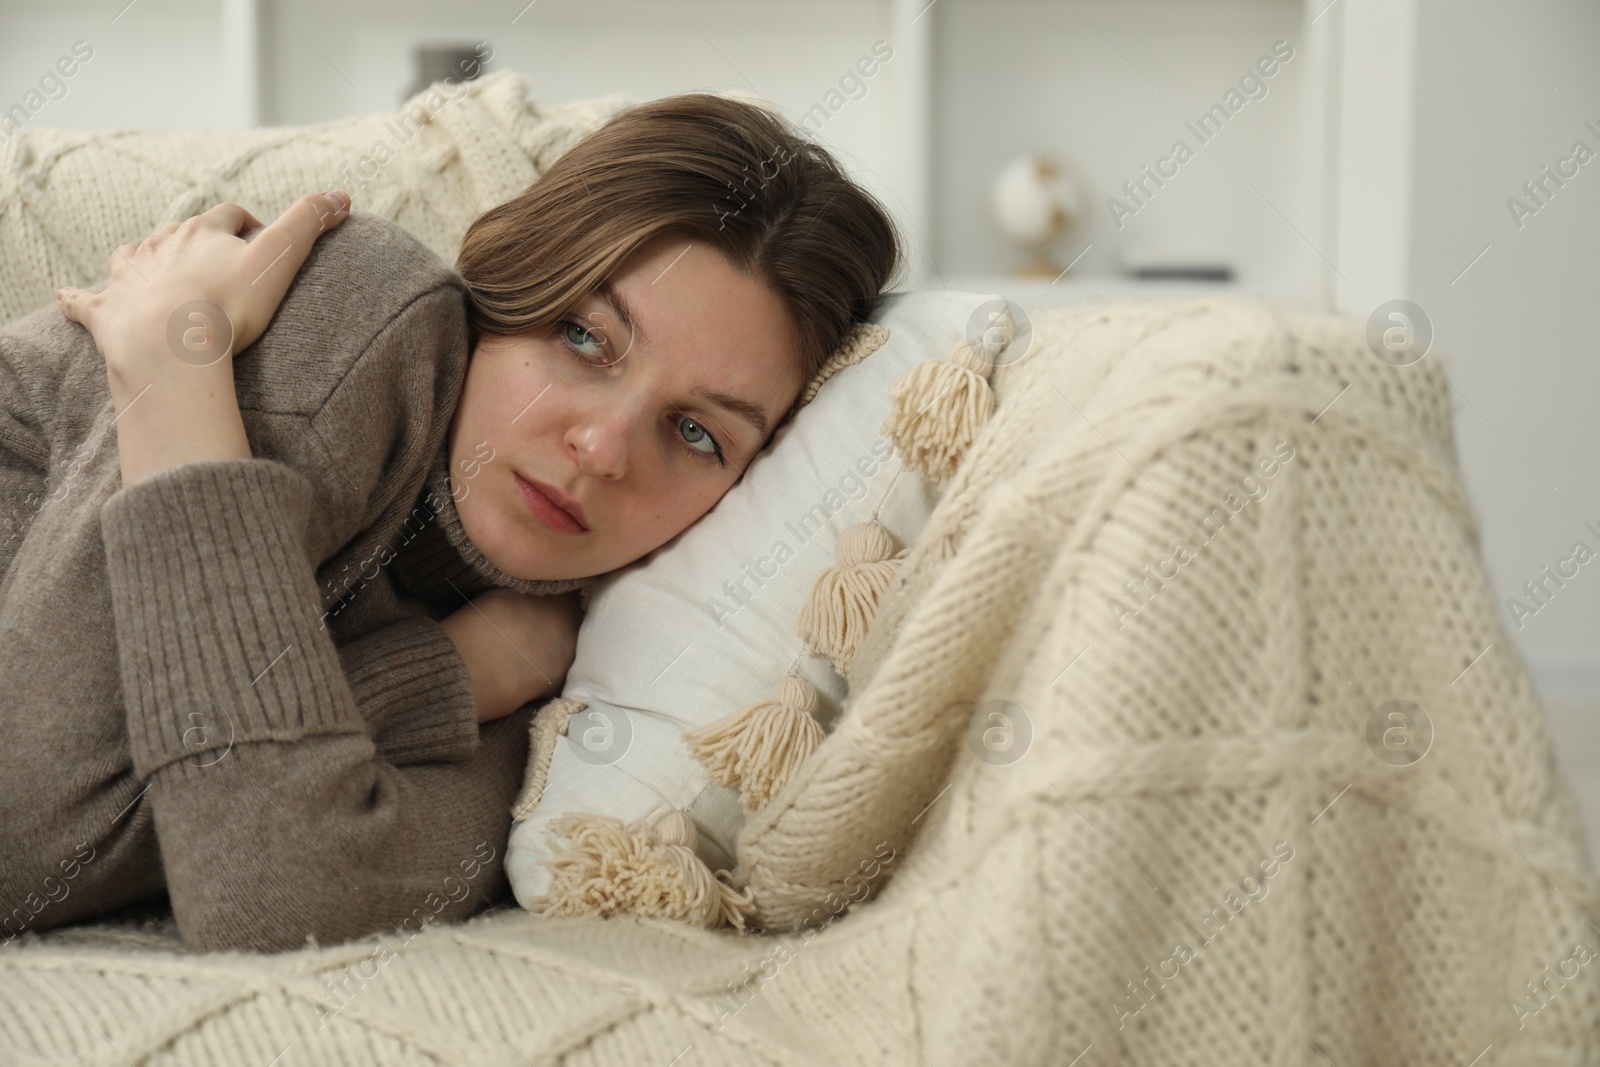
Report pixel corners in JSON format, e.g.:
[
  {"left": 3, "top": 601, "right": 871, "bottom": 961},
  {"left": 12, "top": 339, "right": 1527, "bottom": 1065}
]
[{"left": 990, "top": 155, "right": 1082, "bottom": 279}]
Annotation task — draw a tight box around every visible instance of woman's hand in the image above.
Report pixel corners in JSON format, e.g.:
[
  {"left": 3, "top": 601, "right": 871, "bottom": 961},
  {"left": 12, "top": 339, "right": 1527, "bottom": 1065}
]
[
  {"left": 438, "top": 589, "right": 585, "bottom": 725},
  {"left": 54, "top": 191, "right": 351, "bottom": 486},
  {"left": 56, "top": 191, "right": 351, "bottom": 379}
]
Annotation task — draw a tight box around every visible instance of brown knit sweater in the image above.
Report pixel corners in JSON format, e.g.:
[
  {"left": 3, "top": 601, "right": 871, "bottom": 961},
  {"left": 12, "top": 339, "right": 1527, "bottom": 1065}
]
[{"left": 0, "top": 212, "right": 594, "bottom": 955}]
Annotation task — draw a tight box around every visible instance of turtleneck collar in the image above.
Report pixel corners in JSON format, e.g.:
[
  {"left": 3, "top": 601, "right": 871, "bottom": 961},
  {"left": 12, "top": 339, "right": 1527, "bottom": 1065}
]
[{"left": 390, "top": 438, "right": 599, "bottom": 616}]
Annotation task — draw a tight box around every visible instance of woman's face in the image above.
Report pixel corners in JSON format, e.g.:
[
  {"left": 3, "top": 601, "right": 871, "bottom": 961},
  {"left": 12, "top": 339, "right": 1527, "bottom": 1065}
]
[{"left": 445, "top": 231, "right": 806, "bottom": 581}]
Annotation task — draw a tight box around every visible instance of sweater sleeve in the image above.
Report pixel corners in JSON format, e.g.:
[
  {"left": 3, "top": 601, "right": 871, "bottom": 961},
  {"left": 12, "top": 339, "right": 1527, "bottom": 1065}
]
[
  {"left": 0, "top": 316, "right": 63, "bottom": 591},
  {"left": 336, "top": 613, "right": 482, "bottom": 766},
  {"left": 100, "top": 455, "right": 529, "bottom": 953},
  {"left": 0, "top": 395, "right": 50, "bottom": 589}
]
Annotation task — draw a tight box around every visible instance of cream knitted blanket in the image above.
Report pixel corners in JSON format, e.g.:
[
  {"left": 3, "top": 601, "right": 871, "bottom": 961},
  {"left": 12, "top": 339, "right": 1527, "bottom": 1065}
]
[{"left": 1, "top": 69, "right": 1596, "bottom": 1062}]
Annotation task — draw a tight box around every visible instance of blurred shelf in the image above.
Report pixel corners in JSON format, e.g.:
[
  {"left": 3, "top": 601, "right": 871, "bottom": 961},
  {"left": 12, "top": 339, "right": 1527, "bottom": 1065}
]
[{"left": 932, "top": 273, "right": 1238, "bottom": 310}]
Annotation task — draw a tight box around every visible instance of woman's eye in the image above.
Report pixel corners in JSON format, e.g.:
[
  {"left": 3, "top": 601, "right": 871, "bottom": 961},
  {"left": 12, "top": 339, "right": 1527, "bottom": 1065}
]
[
  {"left": 677, "top": 415, "right": 726, "bottom": 467},
  {"left": 560, "top": 320, "right": 615, "bottom": 365}
]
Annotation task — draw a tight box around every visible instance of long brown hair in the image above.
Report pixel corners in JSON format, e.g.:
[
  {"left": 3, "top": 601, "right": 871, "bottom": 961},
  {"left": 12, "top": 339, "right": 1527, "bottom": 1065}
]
[{"left": 454, "top": 92, "right": 904, "bottom": 437}]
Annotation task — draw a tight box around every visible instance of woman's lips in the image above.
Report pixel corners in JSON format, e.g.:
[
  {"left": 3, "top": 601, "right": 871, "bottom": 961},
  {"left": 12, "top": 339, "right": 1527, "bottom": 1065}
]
[{"left": 515, "top": 474, "right": 587, "bottom": 534}]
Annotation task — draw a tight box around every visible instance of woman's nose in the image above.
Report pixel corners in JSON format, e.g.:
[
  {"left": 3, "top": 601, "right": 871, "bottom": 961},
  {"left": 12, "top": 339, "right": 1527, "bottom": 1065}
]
[{"left": 566, "top": 406, "right": 634, "bottom": 480}]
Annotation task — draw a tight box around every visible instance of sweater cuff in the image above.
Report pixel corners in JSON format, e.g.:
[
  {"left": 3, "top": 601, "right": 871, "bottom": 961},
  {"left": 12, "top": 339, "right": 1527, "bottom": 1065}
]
[
  {"left": 337, "top": 614, "right": 482, "bottom": 765},
  {"left": 101, "top": 458, "right": 366, "bottom": 778}
]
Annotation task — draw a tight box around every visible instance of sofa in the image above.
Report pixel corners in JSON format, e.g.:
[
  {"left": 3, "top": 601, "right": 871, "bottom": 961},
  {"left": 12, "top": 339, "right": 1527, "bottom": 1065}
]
[{"left": 2, "top": 71, "right": 1597, "bottom": 1066}]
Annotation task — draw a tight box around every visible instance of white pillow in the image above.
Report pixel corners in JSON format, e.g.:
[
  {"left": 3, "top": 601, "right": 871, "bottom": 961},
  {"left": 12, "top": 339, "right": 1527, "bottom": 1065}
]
[{"left": 505, "top": 288, "right": 1006, "bottom": 915}]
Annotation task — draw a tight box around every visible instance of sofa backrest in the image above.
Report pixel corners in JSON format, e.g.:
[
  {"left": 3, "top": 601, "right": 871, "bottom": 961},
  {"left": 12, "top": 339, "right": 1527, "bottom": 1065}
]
[{"left": 0, "top": 71, "right": 630, "bottom": 328}]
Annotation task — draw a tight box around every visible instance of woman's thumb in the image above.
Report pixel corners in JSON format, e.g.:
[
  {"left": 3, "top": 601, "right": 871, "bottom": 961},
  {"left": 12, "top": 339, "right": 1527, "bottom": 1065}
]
[{"left": 55, "top": 287, "right": 86, "bottom": 325}]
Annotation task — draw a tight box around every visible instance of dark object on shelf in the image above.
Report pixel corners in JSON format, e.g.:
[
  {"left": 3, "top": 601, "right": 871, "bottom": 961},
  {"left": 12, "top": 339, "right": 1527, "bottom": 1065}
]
[
  {"left": 402, "top": 45, "right": 488, "bottom": 103},
  {"left": 1125, "top": 264, "right": 1235, "bottom": 282}
]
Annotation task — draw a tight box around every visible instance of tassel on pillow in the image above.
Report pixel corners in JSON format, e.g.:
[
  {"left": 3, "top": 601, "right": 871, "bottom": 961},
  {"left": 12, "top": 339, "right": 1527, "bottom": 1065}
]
[
  {"left": 684, "top": 668, "right": 825, "bottom": 811},
  {"left": 511, "top": 696, "right": 585, "bottom": 820},
  {"left": 539, "top": 802, "right": 757, "bottom": 930},
  {"left": 883, "top": 336, "right": 998, "bottom": 485},
  {"left": 796, "top": 517, "right": 904, "bottom": 676}
]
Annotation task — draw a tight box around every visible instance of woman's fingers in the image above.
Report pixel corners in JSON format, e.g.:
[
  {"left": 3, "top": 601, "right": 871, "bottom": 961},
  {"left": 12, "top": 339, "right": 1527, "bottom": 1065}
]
[
  {"left": 195, "top": 201, "right": 265, "bottom": 236},
  {"left": 138, "top": 219, "right": 183, "bottom": 251},
  {"left": 236, "top": 191, "right": 349, "bottom": 308},
  {"left": 53, "top": 191, "right": 347, "bottom": 360},
  {"left": 55, "top": 286, "right": 88, "bottom": 325},
  {"left": 110, "top": 243, "right": 140, "bottom": 277}
]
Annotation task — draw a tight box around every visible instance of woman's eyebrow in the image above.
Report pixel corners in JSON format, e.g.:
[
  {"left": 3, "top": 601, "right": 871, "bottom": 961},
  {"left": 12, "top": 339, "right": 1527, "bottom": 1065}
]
[
  {"left": 691, "top": 385, "right": 769, "bottom": 440},
  {"left": 594, "top": 281, "right": 645, "bottom": 350}
]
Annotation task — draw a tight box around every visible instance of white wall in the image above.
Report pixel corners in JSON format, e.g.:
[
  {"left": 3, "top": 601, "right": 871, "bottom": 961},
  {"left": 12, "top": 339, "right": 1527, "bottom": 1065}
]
[
  {"left": 0, "top": 0, "right": 235, "bottom": 130},
  {"left": 1408, "top": 0, "right": 1599, "bottom": 697}
]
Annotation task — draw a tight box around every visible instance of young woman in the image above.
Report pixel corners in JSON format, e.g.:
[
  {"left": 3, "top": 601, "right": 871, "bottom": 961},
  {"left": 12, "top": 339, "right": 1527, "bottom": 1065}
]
[{"left": 0, "top": 93, "right": 901, "bottom": 953}]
